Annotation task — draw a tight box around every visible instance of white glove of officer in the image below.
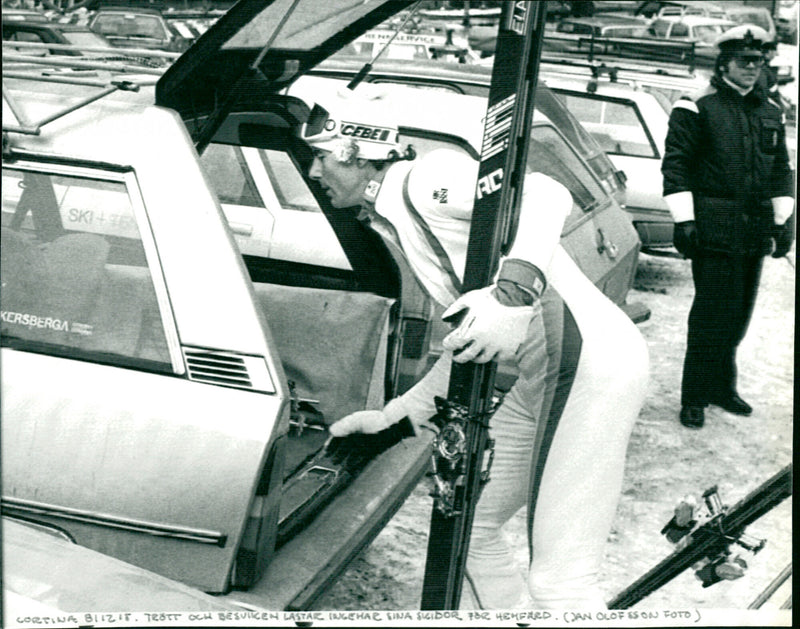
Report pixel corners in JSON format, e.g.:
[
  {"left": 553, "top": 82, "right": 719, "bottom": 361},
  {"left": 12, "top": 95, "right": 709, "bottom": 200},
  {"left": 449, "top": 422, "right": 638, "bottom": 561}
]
[{"left": 442, "top": 286, "right": 536, "bottom": 364}]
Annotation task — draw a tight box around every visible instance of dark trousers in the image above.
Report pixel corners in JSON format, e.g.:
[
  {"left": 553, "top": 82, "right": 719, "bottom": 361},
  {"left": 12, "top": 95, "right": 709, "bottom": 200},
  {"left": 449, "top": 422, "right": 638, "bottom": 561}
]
[{"left": 681, "top": 254, "right": 764, "bottom": 406}]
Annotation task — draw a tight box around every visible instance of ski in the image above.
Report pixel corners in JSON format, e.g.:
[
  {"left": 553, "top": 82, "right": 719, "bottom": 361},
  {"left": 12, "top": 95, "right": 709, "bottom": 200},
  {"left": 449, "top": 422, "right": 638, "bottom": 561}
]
[
  {"left": 607, "top": 463, "right": 793, "bottom": 609},
  {"left": 420, "top": 1, "right": 549, "bottom": 610}
]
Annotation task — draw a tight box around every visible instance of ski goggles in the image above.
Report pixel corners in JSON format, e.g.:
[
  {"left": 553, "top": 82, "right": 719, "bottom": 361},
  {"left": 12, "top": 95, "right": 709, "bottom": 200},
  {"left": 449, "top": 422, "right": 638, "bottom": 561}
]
[
  {"left": 300, "top": 102, "right": 401, "bottom": 161},
  {"left": 302, "top": 104, "right": 334, "bottom": 142}
]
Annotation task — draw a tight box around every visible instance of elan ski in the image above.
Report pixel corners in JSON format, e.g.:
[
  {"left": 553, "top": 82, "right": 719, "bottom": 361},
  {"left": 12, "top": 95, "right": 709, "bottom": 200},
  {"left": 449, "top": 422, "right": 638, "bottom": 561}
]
[
  {"left": 420, "top": 1, "right": 549, "bottom": 610},
  {"left": 608, "top": 463, "right": 793, "bottom": 609}
]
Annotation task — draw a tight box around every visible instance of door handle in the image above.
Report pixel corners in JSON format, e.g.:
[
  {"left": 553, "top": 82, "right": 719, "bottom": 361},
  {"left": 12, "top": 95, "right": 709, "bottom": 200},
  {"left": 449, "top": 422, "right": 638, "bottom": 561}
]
[
  {"left": 597, "top": 228, "right": 619, "bottom": 259},
  {"left": 228, "top": 221, "right": 254, "bottom": 237}
]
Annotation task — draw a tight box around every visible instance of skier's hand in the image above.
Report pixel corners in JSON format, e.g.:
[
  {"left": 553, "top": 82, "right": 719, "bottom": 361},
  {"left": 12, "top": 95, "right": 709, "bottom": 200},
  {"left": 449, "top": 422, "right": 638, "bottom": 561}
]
[
  {"left": 442, "top": 286, "right": 536, "bottom": 364},
  {"left": 328, "top": 410, "right": 392, "bottom": 437}
]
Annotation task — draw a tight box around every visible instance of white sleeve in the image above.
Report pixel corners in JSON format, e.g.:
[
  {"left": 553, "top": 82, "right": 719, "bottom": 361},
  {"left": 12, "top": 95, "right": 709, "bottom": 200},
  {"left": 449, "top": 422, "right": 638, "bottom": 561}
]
[
  {"left": 502, "top": 172, "right": 572, "bottom": 274},
  {"left": 383, "top": 353, "right": 452, "bottom": 425},
  {"left": 663, "top": 191, "right": 695, "bottom": 223}
]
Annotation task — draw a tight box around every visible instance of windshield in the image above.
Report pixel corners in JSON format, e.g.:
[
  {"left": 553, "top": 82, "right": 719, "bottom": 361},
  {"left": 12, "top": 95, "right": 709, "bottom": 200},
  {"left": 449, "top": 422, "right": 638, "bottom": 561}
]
[
  {"left": 62, "top": 31, "right": 110, "bottom": 48},
  {"left": 694, "top": 24, "right": 726, "bottom": 43},
  {"left": 729, "top": 11, "right": 772, "bottom": 32},
  {"left": 92, "top": 14, "right": 168, "bottom": 40}
]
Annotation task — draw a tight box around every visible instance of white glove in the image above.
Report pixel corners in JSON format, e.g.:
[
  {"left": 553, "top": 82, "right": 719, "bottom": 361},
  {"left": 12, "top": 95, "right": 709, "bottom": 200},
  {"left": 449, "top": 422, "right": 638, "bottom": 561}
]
[
  {"left": 328, "top": 410, "right": 393, "bottom": 437},
  {"left": 442, "top": 286, "right": 536, "bottom": 364},
  {"left": 771, "top": 196, "right": 795, "bottom": 226}
]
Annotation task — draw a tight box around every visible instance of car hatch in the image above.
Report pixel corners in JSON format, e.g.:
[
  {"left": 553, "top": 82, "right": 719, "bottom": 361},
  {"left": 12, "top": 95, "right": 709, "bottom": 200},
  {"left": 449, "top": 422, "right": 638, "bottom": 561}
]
[{"left": 156, "top": 0, "right": 414, "bottom": 142}]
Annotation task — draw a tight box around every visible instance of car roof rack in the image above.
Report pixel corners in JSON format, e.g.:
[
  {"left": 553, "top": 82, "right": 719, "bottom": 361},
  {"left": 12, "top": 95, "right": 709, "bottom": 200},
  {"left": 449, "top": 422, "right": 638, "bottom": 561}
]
[
  {"left": 544, "top": 32, "right": 706, "bottom": 74},
  {"left": 2, "top": 42, "right": 172, "bottom": 136}
]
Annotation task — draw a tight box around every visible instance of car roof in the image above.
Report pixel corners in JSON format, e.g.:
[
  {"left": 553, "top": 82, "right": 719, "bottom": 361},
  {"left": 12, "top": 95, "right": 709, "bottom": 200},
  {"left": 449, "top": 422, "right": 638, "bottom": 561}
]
[
  {"left": 3, "top": 75, "right": 158, "bottom": 159},
  {"left": 92, "top": 6, "right": 165, "bottom": 17},
  {"left": 559, "top": 15, "right": 646, "bottom": 26},
  {"left": 5, "top": 21, "right": 98, "bottom": 33},
  {"left": 542, "top": 74, "right": 664, "bottom": 100},
  {"left": 2, "top": 9, "right": 51, "bottom": 22},
  {"left": 654, "top": 15, "right": 735, "bottom": 26}
]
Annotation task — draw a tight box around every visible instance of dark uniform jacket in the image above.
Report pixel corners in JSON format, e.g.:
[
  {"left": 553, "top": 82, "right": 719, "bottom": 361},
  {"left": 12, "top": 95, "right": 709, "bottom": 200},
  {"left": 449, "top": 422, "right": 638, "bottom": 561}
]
[{"left": 662, "top": 75, "right": 794, "bottom": 255}]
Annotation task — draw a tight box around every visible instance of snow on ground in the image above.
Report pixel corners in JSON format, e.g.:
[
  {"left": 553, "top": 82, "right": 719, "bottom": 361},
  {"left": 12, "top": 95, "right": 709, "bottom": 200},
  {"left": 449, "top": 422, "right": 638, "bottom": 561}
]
[{"left": 313, "top": 247, "right": 794, "bottom": 614}]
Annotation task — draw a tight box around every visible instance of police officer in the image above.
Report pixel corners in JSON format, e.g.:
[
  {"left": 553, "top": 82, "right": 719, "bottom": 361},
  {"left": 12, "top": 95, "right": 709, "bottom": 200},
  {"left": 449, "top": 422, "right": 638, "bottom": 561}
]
[
  {"left": 662, "top": 24, "right": 795, "bottom": 429},
  {"left": 297, "top": 86, "right": 649, "bottom": 608}
]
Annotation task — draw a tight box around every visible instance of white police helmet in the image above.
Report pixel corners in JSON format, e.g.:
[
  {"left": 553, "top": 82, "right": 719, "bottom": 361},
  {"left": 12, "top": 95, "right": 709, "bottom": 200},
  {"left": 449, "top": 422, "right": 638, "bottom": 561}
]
[
  {"left": 300, "top": 87, "right": 402, "bottom": 162},
  {"left": 714, "top": 24, "right": 770, "bottom": 52}
]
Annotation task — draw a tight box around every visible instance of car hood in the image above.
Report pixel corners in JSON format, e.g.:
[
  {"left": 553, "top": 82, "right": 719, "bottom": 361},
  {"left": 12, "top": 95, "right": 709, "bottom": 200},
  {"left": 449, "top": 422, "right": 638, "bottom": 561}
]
[{"left": 156, "top": 0, "right": 413, "bottom": 137}]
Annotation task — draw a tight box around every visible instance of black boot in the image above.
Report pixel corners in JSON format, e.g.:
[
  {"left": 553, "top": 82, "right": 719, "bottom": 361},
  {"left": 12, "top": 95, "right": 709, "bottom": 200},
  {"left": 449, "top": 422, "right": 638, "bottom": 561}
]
[
  {"left": 680, "top": 405, "right": 705, "bottom": 429},
  {"left": 709, "top": 394, "right": 752, "bottom": 416}
]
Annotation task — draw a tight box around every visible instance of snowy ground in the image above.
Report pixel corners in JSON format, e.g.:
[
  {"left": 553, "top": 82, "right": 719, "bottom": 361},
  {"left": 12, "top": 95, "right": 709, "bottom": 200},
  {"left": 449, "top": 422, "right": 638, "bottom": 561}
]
[{"left": 312, "top": 247, "right": 794, "bottom": 615}]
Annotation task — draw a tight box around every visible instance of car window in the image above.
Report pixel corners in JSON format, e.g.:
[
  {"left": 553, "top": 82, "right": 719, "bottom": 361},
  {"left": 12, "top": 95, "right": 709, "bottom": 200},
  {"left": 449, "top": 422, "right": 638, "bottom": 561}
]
[
  {"left": 693, "top": 24, "right": 725, "bottom": 43},
  {"left": 651, "top": 20, "right": 671, "bottom": 37},
  {"left": 528, "top": 124, "right": 606, "bottom": 213},
  {"left": 201, "top": 142, "right": 351, "bottom": 269},
  {"left": 62, "top": 31, "right": 110, "bottom": 48},
  {"left": 4, "top": 30, "right": 48, "bottom": 55},
  {"left": 92, "top": 14, "right": 168, "bottom": 40},
  {"left": 258, "top": 149, "right": 320, "bottom": 212},
  {"left": 1, "top": 167, "right": 172, "bottom": 372},
  {"left": 8, "top": 30, "right": 45, "bottom": 43},
  {"left": 555, "top": 93, "right": 657, "bottom": 158},
  {"left": 670, "top": 22, "right": 689, "bottom": 37},
  {"left": 729, "top": 11, "right": 772, "bottom": 32},
  {"left": 202, "top": 143, "right": 264, "bottom": 207},
  {"left": 557, "top": 22, "right": 594, "bottom": 35},
  {"left": 605, "top": 26, "right": 648, "bottom": 37}
]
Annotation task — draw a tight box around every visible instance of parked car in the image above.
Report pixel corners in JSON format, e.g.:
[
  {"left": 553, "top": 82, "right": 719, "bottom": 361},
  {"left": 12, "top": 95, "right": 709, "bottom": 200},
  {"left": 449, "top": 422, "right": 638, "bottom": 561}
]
[
  {"left": 647, "top": 15, "right": 735, "bottom": 44},
  {"left": 775, "top": 0, "right": 798, "bottom": 44},
  {"left": 2, "top": 15, "right": 112, "bottom": 55},
  {"left": 3, "top": 516, "right": 245, "bottom": 614},
  {"left": 553, "top": 15, "right": 651, "bottom": 38},
  {"left": 2, "top": 0, "right": 645, "bottom": 613},
  {"left": 314, "top": 52, "right": 680, "bottom": 254},
  {"left": 87, "top": 5, "right": 190, "bottom": 53},
  {"left": 716, "top": 4, "right": 777, "bottom": 41},
  {"left": 635, "top": 1, "right": 728, "bottom": 20},
  {"left": 545, "top": 15, "right": 651, "bottom": 54},
  {"left": 542, "top": 70, "right": 675, "bottom": 253},
  {"left": 315, "top": 55, "right": 629, "bottom": 206}
]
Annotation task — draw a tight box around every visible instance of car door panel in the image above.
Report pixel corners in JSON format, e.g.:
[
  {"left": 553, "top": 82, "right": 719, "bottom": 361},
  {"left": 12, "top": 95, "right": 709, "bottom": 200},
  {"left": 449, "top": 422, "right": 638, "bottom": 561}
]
[{"left": 1, "top": 350, "right": 281, "bottom": 594}]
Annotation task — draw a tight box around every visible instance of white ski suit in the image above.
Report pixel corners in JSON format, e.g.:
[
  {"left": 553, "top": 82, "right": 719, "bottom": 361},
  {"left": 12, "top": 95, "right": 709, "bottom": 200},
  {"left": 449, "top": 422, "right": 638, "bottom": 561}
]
[{"left": 360, "top": 149, "right": 649, "bottom": 608}]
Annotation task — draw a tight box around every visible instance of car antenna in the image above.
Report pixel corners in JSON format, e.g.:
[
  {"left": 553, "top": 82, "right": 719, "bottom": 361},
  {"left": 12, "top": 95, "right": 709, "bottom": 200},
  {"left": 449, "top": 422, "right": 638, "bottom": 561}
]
[{"left": 346, "top": 1, "right": 422, "bottom": 90}]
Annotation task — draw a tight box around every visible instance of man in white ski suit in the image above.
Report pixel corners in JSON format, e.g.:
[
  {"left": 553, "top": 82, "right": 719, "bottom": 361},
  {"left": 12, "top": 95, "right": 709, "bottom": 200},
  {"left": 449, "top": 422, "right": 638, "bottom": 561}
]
[{"left": 299, "top": 87, "right": 649, "bottom": 609}]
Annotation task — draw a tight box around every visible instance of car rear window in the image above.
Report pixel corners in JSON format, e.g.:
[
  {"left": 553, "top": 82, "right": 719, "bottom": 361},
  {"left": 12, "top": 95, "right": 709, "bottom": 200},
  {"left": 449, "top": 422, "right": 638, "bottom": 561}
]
[
  {"left": 1, "top": 167, "right": 172, "bottom": 372},
  {"left": 92, "top": 14, "right": 168, "bottom": 40},
  {"left": 555, "top": 92, "right": 658, "bottom": 158},
  {"left": 729, "top": 10, "right": 772, "bottom": 32},
  {"left": 528, "top": 124, "right": 607, "bottom": 213}
]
